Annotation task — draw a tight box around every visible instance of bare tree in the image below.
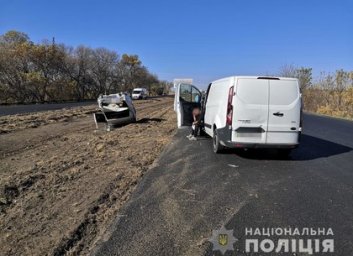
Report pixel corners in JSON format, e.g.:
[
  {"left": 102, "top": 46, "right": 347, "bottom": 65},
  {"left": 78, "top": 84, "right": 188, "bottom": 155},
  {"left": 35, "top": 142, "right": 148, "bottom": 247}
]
[
  {"left": 278, "top": 64, "right": 297, "bottom": 77},
  {"left": 317, "top": 72, "right": 334, "bottom": 105},
  {"left": 90, "top": 48, "right": 119, "bottom": 97},
  {"left": 296, "top": 67, "right": 312, "bottom": 91},
  {"left": 0, "top": 30, "right": 165, "bottom": 103},
  {"left": 335, "top": 69, "right": 349, "bottom": 110}
]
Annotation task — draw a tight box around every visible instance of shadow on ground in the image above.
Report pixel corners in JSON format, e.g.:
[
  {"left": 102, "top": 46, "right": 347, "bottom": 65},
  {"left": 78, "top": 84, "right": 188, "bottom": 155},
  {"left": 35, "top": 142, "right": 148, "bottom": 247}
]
[
  {"left": 209, "top": 134, "right": 353, "bottom": 161},
  {"left": 136, "top": 118, "right": 165, "bottom": 123}
]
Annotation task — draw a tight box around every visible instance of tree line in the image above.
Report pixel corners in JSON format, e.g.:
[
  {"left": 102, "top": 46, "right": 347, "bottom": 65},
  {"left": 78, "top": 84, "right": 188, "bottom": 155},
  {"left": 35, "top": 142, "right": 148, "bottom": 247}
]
[
  {"left": 1, "top": 31, "right": 352, "bottom": 119},
  {"left": 0, "top": 30, "right": 172, "bottom": 104},
  {"left": 278, "top": 65, "right": 353, "bottom": 119}
]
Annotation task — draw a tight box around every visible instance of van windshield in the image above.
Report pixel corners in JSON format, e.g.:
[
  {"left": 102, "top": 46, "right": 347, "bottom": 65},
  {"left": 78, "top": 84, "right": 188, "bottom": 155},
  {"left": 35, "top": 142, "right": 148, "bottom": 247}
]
[{"left": 133, "top": 90, "right": 142, "bottom": 94}]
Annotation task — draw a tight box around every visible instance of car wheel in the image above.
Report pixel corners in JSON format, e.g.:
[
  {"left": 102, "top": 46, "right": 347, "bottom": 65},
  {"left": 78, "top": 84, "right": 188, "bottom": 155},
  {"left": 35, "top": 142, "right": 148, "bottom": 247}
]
[
  {"left": 131, "top": 111, "right": 137, "bottom": 122},
  {"left": 213, "top": 129, "right": 224, "bottom": 153}
]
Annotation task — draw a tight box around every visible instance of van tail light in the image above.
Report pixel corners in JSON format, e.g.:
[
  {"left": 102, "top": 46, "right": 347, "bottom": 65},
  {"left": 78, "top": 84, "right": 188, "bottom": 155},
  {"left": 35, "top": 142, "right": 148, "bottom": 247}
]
[{"left": 226, "top": 86, "right": 234, "bottom": 126}]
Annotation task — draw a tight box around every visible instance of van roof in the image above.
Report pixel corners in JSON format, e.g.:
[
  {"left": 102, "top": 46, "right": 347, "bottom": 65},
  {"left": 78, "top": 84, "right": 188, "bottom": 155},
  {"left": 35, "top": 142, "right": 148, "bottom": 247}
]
[
  {"left": 212, "top": 76, "right": 298, "bottom": 83},
  {"left": 133, "top": 88, "right": 146, "bottom": 90}
]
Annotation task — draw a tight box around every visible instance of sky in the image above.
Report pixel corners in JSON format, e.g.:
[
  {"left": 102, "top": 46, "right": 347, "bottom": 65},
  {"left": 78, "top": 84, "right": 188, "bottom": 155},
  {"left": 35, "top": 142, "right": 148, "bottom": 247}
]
[{"left": 1, "top": 0, "right": 352, "bottom": 87}]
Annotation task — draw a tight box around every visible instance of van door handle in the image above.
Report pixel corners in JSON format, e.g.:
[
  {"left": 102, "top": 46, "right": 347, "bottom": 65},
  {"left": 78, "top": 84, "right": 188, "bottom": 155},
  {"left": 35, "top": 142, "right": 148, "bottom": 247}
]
[{"left": 273, "top": 112, "right": 284, "bottom": 117}]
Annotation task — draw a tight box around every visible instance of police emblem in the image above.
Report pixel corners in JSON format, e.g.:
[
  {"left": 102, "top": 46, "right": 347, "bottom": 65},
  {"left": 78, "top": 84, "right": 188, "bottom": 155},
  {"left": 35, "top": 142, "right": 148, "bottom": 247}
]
[
  {"left": 218, "top": 233, "right": 228, "bottom": 246},
  {"left": 208, "top": 226, "right": 237, "bottom": 255}
]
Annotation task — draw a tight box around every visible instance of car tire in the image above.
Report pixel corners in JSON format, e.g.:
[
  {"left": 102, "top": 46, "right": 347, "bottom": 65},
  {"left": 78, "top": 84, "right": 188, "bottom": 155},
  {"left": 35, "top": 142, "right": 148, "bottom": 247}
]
[
  {"left": 213, "top": 128, "right": 224, "bottom": 153},
  {"left": 132, "top": 111, "right": 137, "bottom": 123}
]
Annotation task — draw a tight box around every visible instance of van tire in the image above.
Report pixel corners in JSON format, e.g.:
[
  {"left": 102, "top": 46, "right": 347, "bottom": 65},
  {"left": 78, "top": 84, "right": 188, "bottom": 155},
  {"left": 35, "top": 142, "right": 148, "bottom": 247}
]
[{"left": 213, "top": 129, "right": 224, "bottom": 153}]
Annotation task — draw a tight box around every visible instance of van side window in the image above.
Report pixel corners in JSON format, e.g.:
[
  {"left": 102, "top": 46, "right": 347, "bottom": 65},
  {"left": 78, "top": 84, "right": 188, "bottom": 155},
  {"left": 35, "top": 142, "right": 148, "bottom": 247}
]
[
  {"left": 180, "top": 84, "right": 201, "bottom": 103},
  {"left": 192, "top": 87, "right": 201, "bottom": 103},
  {"left": 180, "top": 84, "right": 192, "bottom": 102}
]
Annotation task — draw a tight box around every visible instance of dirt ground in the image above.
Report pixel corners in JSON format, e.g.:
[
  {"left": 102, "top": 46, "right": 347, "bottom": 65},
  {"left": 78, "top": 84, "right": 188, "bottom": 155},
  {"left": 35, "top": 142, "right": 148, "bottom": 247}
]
[{"left": 0, "top": 97, "right": 177, "bottom": 256}]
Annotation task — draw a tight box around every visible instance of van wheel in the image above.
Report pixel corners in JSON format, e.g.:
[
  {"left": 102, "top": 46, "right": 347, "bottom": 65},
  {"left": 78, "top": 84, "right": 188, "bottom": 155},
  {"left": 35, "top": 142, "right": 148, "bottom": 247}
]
[{"left": 213, "top": 129, "right": 224, "bottom": 153}]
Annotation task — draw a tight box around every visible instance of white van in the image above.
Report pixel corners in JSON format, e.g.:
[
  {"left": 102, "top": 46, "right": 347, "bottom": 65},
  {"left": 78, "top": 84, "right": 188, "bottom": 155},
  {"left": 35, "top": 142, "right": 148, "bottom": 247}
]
[
  {"left": 175, "top": 76, "right": 302, "bottom": 154},
  {"left": 132, "top": 88, "right": 148, "bottom": 100}
]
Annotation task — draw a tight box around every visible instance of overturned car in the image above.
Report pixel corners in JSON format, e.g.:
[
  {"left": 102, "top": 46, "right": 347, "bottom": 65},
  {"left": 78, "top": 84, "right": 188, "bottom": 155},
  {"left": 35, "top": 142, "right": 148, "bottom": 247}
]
[{"left": 93, "top": 93, "right": 137, "bottom": 131}]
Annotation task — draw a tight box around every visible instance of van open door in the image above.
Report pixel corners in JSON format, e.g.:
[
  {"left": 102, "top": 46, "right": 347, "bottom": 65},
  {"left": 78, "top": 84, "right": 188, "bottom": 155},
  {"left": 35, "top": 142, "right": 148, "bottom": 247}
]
[{"left": 174, "top": 83, "right": 202, "bottom": 127}]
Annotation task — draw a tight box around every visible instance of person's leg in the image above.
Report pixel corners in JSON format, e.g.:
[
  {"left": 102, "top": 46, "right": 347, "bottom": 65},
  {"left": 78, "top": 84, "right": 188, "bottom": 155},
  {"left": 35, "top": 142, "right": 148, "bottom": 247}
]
[
  {"left": 189, "top": 124, "right": 197, "bottom": 140},
  {"left": 194, "top": 123, "right": 199, "bottom": 137},
  {"left": 191, "top": 127, "right": 195, "bottom": 136},
  {"left": 187, "top": 125, "right": 194, "bottom": 138}
]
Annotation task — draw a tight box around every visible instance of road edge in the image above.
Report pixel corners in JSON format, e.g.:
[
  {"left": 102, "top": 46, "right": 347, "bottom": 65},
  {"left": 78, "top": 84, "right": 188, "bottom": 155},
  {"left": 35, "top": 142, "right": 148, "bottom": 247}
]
[{"left": 89, "top": 128, "right": 180, "bottom": 256}]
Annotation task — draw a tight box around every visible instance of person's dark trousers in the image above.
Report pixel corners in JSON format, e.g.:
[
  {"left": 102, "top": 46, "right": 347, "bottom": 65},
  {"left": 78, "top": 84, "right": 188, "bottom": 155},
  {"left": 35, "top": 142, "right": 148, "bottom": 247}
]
[{"left": 191, "top": 123, "right": 199, "bottom": 136}]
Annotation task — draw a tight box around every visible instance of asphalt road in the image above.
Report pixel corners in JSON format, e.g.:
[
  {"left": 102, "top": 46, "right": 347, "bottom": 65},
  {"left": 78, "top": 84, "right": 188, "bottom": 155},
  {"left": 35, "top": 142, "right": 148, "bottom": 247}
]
[
  {"left": 94, "top": 113, "right": 353, "bottom": 256},
  {"left": 0, "top": 101, "right": 96, "bottom": 116}
]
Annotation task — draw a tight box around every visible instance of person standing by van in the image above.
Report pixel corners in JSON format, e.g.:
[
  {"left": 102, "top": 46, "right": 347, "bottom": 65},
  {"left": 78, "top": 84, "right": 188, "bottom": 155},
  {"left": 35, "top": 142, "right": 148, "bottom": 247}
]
[{"left": 187, "top": 106, "right": 201, "bottom": 140}]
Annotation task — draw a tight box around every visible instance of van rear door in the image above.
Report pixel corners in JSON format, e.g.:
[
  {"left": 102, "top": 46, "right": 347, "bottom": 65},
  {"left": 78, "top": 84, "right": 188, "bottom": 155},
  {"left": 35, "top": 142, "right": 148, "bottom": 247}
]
[
  {"left": 232, "top": 78, "right": 269, "bottom": 144},
  {"left": 174, "top": 83, "right": 202, "bottom": 127},
  {"left": 266, "top": 79, "right": 301, "bottom": 144}
]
